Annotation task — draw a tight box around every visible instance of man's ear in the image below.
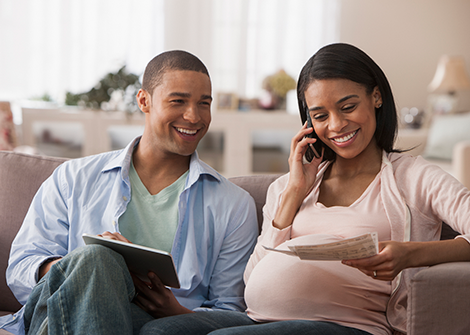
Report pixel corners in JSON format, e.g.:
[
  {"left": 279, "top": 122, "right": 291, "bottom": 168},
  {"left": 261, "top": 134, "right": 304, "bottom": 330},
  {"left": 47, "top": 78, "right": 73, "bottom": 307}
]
[{"left": 137, "top": 89, "right": 151, "bottom": 114}]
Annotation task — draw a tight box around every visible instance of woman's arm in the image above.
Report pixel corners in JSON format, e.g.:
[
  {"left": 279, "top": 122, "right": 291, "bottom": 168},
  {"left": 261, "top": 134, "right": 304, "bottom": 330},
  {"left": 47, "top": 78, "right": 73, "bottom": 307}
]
[
  {"left": 343, "top": 236, "right": 470, "bottom": 281},
  {"left": 244, "top": 123, "right": 323, "bottom": 281},
  {"left": 273, "top": 122, "right": 323, "bottom": 230},
  {"left": 344, "top": 154, "right": 470, "bottom": 281}
]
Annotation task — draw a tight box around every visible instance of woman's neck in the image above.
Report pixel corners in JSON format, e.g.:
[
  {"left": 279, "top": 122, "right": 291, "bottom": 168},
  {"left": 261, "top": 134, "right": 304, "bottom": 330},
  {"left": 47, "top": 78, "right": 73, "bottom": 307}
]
[{"left": 329, "top": 141, "right": 383, "bottom": 179}]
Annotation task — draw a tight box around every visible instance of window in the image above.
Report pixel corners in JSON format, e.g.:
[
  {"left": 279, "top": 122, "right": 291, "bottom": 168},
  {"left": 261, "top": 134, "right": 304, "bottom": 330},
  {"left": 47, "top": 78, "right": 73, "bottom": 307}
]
[{"left": 211, "top": 0, "right": 340, "bottom": 99}]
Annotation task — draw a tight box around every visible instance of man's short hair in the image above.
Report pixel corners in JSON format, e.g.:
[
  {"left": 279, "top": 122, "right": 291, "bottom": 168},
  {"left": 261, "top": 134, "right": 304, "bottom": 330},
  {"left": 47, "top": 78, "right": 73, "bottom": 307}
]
[{"left": 141, "top": 50, "right": 210, "bottom": 95}]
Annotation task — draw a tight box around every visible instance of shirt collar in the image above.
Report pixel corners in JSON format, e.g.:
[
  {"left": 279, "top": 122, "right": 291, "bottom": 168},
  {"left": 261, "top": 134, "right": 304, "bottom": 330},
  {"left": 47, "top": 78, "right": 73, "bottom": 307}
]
[
  {"left": 102, "top": 136, "right": 140, "bottom": 179},
  {"left": 185, "top": 150, "right": 221, "bottom": 188}
]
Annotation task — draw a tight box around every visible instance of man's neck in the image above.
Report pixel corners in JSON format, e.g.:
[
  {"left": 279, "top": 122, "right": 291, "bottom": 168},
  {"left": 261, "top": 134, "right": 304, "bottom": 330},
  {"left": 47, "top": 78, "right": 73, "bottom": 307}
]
[{"left": 132, "top": 144, "right": 190, "bottom": 196}]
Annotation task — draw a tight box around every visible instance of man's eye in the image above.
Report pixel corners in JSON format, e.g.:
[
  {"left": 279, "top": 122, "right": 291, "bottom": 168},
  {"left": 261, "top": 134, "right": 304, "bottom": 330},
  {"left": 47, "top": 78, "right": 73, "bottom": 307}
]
[
  {"left": 171, "top": 99, "right": 184, "bottom": 104},
  {"left": 200, "top": 101, "right": 211, "bottom": 106}
]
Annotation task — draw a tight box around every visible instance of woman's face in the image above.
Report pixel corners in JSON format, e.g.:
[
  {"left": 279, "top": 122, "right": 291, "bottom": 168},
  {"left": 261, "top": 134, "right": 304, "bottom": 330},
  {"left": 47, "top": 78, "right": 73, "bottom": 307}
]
[{"left": 304, "top": 78, "right": 382, "bottom": 160}]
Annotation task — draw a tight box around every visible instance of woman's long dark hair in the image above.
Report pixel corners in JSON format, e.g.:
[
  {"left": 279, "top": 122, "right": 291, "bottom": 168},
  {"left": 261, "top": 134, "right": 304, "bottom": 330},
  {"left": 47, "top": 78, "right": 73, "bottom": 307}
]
[{"left": 297, "top": 43, "right": 398, "bottom": 161}]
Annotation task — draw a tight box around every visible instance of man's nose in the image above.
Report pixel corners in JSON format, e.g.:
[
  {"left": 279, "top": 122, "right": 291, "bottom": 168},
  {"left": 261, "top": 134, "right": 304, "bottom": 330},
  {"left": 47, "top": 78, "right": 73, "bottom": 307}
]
[{"left": 183, "top": 104, "right": 201, "bottom": 123}]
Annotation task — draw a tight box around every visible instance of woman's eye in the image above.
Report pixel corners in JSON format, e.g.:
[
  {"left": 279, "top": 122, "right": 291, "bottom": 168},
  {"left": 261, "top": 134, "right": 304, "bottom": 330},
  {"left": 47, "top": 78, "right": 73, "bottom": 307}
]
[
  {"left": 343, "top": 104, "right": 356, "bottom": 111},
  {"left": 313, "top": 113, "right": 327, "bottom": 120}
]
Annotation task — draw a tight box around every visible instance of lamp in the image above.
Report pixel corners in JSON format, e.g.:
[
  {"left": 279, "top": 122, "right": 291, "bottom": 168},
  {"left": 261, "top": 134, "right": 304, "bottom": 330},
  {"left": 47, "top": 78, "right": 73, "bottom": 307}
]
[{"left": 428, "top": 55, "right": 470, "bottom": 114}]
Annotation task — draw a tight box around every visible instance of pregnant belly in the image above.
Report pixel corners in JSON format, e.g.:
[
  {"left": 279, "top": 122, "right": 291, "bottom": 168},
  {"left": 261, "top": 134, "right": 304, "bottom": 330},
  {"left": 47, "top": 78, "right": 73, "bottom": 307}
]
[{"left": 244, "top": 237, "right": 390, "bottom": 323}]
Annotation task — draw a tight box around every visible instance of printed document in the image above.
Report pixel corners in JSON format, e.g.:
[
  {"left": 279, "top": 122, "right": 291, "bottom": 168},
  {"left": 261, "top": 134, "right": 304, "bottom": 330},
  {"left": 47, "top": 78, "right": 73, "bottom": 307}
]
[{"left": 264, "top": 232, "right": 378, "bottom": 261}]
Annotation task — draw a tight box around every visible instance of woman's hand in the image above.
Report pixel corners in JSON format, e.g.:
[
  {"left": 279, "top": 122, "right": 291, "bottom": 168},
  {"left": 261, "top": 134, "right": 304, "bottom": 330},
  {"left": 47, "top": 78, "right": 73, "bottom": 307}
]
[
  {"left": 342, "top": 238, "right": 470, "bottom": 281},
  {"left": 272, "top": 122, "right": 324, "bottom": 230},
  {"left": 342, "top": 241, "right": 411, "bottom": 281},
  {"left": 132, "top": 272, "right": 193, "bottom": 318},
  {"left": 287, "top": 122, "right": 323, "bottom": 195}
]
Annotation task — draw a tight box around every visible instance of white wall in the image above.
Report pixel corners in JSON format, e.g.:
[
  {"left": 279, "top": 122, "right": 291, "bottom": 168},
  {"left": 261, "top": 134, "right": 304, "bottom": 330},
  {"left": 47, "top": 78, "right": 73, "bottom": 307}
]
[{"left": 338, "top": 0, "right": 470, "bottom": 113}]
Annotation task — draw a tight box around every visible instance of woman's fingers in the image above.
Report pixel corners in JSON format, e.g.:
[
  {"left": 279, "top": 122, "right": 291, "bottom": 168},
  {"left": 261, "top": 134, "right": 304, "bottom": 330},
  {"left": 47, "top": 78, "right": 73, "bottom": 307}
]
[{"left": 342, "top": 241, "right": 408, "bottom": 281}]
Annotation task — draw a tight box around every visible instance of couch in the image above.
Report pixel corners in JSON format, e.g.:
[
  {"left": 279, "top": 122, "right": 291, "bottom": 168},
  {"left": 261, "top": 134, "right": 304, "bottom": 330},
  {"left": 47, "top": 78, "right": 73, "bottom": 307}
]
[{"left": 1, "top": 151, "right": 470, "bottom": 335}]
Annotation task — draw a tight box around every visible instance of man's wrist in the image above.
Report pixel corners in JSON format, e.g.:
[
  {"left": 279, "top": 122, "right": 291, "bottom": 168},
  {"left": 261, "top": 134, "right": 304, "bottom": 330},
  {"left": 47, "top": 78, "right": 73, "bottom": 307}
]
[{"left": 38, "top": 257, "right": 62, "bottom": 280}]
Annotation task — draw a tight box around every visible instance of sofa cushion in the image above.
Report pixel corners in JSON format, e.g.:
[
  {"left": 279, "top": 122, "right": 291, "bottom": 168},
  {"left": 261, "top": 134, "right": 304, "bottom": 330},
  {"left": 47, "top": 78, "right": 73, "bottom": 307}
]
[
  {"left": 423, "top": 112, "right": 470, "bottom": 161},
  {"left": 229, "top": 174, "right": 281, "bottom": 232},
  {"left": 0, "top": 151, "right": 66, "bottom": 313}
]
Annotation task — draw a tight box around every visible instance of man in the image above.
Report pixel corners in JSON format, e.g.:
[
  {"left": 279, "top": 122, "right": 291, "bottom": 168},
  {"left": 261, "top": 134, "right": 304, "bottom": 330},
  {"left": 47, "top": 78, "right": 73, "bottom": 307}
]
[{"left": 2, "top": 51, "right": 258, "bottom": 334}]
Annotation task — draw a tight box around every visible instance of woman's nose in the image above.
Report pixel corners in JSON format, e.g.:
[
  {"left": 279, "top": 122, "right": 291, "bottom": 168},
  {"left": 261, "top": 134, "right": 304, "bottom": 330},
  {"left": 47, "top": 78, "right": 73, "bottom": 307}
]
[{"left": 328, "top": 112, "right": 347, "bottom": 132}]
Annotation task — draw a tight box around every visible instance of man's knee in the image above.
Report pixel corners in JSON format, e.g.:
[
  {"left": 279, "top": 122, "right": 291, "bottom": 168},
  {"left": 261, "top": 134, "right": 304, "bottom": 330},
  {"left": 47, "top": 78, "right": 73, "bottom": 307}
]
[
  {"left": 61, "top": 244, "right": 126, "bottom": 270},
  {"left": 48, "top": 244, "right": 131, "bottom": 291}
]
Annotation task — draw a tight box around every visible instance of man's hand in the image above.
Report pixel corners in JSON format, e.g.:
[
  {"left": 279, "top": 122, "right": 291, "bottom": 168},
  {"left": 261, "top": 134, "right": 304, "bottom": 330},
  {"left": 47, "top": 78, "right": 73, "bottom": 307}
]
[
  {"left": 98, "top": 231, "right": 132, "bottom": 243},
  {"left": 132, "top": 272, "right": 193, "bottom": 318}
]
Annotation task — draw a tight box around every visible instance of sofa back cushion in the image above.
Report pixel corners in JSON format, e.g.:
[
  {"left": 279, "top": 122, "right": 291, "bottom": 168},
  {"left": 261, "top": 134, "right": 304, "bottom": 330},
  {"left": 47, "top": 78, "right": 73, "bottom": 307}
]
[
  {"left": 0, "top": 152, "right": 66, "bottom": 313},
  {"left": 228, "top": 174, "right": 281, "bottom": 232}
]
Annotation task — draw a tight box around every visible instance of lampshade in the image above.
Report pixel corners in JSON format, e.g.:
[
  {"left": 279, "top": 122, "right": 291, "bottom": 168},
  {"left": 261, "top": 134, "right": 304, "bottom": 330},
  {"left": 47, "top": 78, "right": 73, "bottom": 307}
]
[{"left": 428, "top": 55, "right": 470, "bottom": 94}]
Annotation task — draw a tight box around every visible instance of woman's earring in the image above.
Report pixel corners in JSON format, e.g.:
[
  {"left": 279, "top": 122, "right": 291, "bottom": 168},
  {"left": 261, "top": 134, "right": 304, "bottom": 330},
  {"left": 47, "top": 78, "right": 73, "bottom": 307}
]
[{"left": 377, "top": 103, "right": 382, "bottom": 108}]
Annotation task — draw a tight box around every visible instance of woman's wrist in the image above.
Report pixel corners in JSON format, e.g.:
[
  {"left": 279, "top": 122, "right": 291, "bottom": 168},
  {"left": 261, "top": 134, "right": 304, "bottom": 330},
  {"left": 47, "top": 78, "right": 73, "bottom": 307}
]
[
  {"left": 404, "top": 239, "right": 470, "bottom": 268},
  {"left": 272, "top": 188, "right": 306, "bottom": 230}
]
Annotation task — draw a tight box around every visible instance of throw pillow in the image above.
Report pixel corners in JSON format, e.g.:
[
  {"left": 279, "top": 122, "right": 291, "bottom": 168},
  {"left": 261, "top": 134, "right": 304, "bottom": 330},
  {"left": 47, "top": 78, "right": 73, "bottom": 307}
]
[{"left": 423, "top": 112, "right": 470, "bottom": 161}]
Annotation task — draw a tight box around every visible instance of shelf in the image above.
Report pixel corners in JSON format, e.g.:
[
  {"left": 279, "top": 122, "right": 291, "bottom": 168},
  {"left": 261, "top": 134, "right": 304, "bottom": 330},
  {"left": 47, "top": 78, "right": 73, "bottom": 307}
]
[{"left": 21, "top": 108, "right": 302, "bottom": 177}]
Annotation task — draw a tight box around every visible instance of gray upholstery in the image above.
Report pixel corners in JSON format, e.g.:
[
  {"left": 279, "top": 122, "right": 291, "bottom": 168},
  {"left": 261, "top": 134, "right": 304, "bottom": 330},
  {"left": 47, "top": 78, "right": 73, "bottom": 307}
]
[
  {"left": 228, "top": 174, "right": 281, "bottom": 232},
  {"left": 1, "top": 151, "right": 470, "bottom": 335},
  {"left": 0, "top": 152, "right": 67, "bottom": 334}
]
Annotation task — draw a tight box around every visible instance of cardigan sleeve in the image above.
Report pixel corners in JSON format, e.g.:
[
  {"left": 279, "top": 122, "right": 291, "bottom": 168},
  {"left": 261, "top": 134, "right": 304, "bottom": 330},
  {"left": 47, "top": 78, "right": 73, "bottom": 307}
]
[{"left": 392, "top": 153, "right": 470, "bottom": 242}]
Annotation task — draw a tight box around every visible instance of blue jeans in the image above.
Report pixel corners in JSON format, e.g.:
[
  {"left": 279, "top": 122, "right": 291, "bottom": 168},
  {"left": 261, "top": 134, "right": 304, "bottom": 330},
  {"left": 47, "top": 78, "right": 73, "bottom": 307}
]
[
  {"left": 140, "top": 311, "right": 373, "bottom": 335},
  {"left": 24, "top": 245, "right": 154, "bottom": 335}
]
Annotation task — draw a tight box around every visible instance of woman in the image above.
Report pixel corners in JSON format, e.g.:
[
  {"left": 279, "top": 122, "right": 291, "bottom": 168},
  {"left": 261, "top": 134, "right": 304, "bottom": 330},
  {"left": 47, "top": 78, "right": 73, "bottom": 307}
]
[{"left": 141, "top": 43, "right": 470, "bottom": 335}]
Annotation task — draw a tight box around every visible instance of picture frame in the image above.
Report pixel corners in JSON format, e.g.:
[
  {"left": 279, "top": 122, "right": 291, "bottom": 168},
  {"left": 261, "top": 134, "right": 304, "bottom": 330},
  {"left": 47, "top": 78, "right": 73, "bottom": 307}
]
[{"left": 216, "top": 92, "right": 239, "bottom": 110}]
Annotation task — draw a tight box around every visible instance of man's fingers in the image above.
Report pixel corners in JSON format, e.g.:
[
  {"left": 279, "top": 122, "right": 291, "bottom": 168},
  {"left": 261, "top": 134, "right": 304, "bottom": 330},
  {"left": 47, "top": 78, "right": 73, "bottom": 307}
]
[{"left": 99, "top": 231, "right": 131, "bottom": 243}]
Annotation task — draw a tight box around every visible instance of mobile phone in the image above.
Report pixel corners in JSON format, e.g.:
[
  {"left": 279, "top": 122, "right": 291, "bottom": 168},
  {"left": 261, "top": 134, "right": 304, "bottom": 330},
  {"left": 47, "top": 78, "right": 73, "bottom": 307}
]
[{"left": 304, "top": 108, "right": 323, "bottom": 162}]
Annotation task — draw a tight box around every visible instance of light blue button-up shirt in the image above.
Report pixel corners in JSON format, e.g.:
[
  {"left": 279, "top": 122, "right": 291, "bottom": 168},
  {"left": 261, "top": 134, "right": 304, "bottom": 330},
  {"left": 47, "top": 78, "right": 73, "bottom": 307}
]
[{"left": 1, "top": 137, "right": 258, "bottom": 334}]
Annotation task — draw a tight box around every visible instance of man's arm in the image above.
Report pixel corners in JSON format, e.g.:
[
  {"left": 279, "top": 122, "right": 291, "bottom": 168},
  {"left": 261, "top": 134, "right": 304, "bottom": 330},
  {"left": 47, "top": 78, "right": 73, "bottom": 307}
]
[{"left": 199, "top": 193, "right": 258, "bottom": 311}]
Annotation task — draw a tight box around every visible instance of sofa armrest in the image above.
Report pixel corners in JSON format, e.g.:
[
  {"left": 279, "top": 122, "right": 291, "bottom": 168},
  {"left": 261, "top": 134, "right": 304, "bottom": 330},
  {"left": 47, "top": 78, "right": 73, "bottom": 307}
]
[
  {"left": 453, "top": 140, "right": 470, "bottom": 190},
  {"left": 408, "top": 262, "right": 470, "bottom": 335}
]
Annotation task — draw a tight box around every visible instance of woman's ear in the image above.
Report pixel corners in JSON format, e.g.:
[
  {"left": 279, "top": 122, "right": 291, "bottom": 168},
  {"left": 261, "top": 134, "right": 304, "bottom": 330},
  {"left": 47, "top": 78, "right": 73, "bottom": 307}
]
[
  {"left": 136, "top": 89, "right": 151, "bottom": 114},
  {"left": 373, "top": 86, "right": 383, "bottom": 108}
]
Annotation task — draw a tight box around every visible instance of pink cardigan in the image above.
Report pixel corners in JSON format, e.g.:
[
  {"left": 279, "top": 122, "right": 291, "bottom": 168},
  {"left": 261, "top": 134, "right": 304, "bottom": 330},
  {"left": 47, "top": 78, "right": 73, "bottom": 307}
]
[{"left": 244, "top": 151, "right": 470, "bottom": 334}]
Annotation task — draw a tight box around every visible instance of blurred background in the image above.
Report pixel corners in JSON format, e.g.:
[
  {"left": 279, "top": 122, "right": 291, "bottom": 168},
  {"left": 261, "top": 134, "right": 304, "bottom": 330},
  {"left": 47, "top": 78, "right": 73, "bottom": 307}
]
[{"left": 1, "top": 0, "right": 470, "bottom": 177}]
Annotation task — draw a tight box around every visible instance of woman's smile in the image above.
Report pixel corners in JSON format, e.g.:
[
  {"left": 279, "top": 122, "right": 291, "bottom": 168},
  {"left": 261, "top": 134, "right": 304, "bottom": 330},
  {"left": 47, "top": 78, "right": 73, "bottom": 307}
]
[{"left": 330, "top": 129, "right": 359, "bottom": 145}]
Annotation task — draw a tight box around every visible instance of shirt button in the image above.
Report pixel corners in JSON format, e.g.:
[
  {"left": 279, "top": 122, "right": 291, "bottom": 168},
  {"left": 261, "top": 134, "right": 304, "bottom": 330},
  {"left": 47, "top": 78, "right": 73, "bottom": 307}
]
[
  {"left": 123, "top": 196, "right": 128, "bottom": 201},
  {"left": 112, "top": 220, "right": 117, "bottom": 226}
]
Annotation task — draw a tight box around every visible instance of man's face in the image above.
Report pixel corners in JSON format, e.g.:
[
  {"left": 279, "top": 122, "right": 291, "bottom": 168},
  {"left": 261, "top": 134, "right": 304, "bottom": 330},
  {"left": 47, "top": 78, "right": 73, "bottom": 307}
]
[{"left": 138, "top": 70, "right": 212, "bottom": 159}]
